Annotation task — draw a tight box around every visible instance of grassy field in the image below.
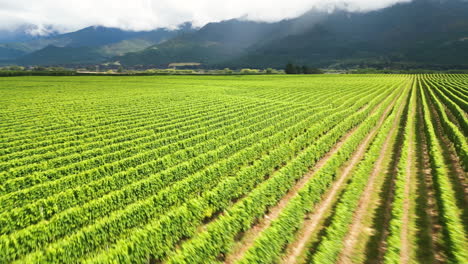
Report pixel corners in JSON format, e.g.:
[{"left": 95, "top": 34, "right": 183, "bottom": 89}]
[{"left": 0, "top": 74, "right": 466, "bottom": 263}]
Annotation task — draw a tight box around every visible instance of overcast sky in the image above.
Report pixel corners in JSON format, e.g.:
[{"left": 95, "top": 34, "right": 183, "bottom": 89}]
[{"left": 0, "top": 0, "right": 411, "bottom": 35}]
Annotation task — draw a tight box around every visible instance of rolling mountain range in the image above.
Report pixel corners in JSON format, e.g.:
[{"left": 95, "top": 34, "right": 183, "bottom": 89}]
[
  {"left": 235, "top": 0, "right": 468, "bottom": 68},
  {"left": 0, "top": 23, "right": 195, "bottom": 65},
  {"left": 2, "top": 0, "right": 468, "bottom": 68}
]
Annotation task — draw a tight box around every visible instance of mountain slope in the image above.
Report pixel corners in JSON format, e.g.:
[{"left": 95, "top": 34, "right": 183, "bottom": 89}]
[
  {"left": 1, "top": 24, "right": 194, "bottom": 64},
  {"left": 4, "top": 0, "right": 468, "bottom": 67},
  {"left": 8, "top": 24, "right": 194, "bottom": 65},
  {"left": 117, "top": 0, "right": 468, "bottom": 68},
  {"left": 16, "top": 46, "right": 105, "bottom": 65},
  {"left": 233, "top": 0, "right": 468, "bottom": 68},
  {"left": 0, "top": 46, "right": 28, "bottom": 60},
  {"left": 0, "top": 26, "right": 142, "bottom": 60},
  {"left": 117, "top": 20, "right": 283, "bottom": 66}
]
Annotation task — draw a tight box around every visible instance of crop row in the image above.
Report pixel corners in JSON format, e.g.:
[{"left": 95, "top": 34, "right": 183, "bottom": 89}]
[
  {"left": 310, "top": 80, "right": 406, "bottom": 264},
  {"left": 236, "top": 85, "right": 401, "bottom": 264},
  {"left": 1, "top": 84, "right": 372, "bottom": 216},
  {"left": 0, "top": 98, "right": 261, "bottom": 171},
  {"left": 0, "top": 102, "right": 307, "bottom": 232},
  {"left": 418, "top": 77, "right": 467, "bottom": 263},
  {"left": 1, "top": 97, "right": 224, "bottom": 151},
  {"left": 0, "top": 100, "right": 290, "bottom": 194},
  {"left": 86, "top": 83, "right": 398, "bottom": 264},
  {"left": 382, "top": 80, "right": 416, "bottom": 264},
  {"left": 3, "top": 88, "right": 370, "bottom": 263},
  {"left": 422, "top": 79, "right": 468, "bottom": 170},
  {"left": 428, "top": 79, "right": 468, "bottom": 135}
]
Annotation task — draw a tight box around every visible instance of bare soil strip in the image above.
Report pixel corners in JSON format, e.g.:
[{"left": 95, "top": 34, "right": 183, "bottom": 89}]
[
  {"left": 337, "top": 85, "right": 410, "bottom": 264},
  {"left": 223, "top": 90, "right": 398, "bottom": 264},
  {"left": 400, "top": 90, "right": 416, "bottom": 264},
  {"left": 280, "top": 88, "right": 405, "bottom": 264},
  {"left": 337, "top": 155, "right": 390, "bottom": 263},
  {"left": 414, "top": 92, "right": 446, "bottom": 263},
  {"left": 425, "top": 89, "right": 468, "bottom": 232},
  {"left": 360, "top": 87, "right": 413, "bottom": 264},
  {"left": 223, "top": 126, "right": 356, "bottom": 264},
  {"left": 442, "top": 101, "right": 464, "bottom": 132}
]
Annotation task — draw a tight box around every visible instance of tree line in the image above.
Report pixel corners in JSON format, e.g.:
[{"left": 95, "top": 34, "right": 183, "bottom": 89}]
[{"left": 285, "top": 63, "right": 323, "bottom": 74}]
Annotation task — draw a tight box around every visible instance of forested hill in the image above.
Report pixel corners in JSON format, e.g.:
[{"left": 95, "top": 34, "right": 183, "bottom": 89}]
[
  {"left": 0, "top": 24, "right": 195, "bottom": 65},
  {"left": 117, "top": 0, "right": 468, "bottom": 69},
  {"left": 232, "top": 0, "right": 468, "bottom": 69},
  {"left": 3, "top": 0, "right": 468, "bottom": 68}
]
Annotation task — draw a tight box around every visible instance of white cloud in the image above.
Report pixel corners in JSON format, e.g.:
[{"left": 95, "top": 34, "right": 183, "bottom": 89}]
[{"left": 0, "top": 0, "right": 412, "bottom": 34}]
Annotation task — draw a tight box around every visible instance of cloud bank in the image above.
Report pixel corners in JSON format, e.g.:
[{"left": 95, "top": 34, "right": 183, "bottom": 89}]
[{"left": 0, "top": 0, "right": 412, "bottom": 35}]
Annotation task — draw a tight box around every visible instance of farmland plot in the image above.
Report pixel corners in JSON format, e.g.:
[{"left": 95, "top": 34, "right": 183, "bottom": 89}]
[{"left": 0, "top": 74, "right": 466, "bottom": 263}]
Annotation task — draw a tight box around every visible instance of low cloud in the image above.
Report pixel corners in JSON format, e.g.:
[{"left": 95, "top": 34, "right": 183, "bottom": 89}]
[{"left": 0, "top": 0, "right": 412, "bottom": 35}]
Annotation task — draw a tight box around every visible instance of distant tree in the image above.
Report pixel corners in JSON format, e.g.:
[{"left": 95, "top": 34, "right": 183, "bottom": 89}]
[
  {"left": 33, "top": 66, "right": 47, "bottom": 71},
  {"left": 314, "top": 68, "right": 324, "bottom": 74},
  {"left": 286, "top": 63, "right": 323, "bottom": 74},
  {"left": 285, "top": 63, "right": 296, "bottom": 74},
  {"left": 117, "top": 66, "right": 124, "bottom": 73},
  {"left": 8, "top": 65, "right": 25, "bottom": 71},
  {"left": 304, "top": 67, "right": 324, "bottom": 74},
  {"left": 224, "top": 68, "right": 233, "bottom": 74},
  {"left": 295, "top": 66, "right": 303, "bottom": 74},
  {"left": 240, "top": 68, "right": 259, "bottom": 74},
  {"left": 47, "top": 67, "right": 66, "bottom": 71},
  {"left": 266, "top": 68, "right": 273, "bottom": 74}
]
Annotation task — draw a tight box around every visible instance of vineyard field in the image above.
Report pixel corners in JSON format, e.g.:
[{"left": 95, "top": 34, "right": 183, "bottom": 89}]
[{"left": 0, "top": 74, "right": 466, "bottom": 264}]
